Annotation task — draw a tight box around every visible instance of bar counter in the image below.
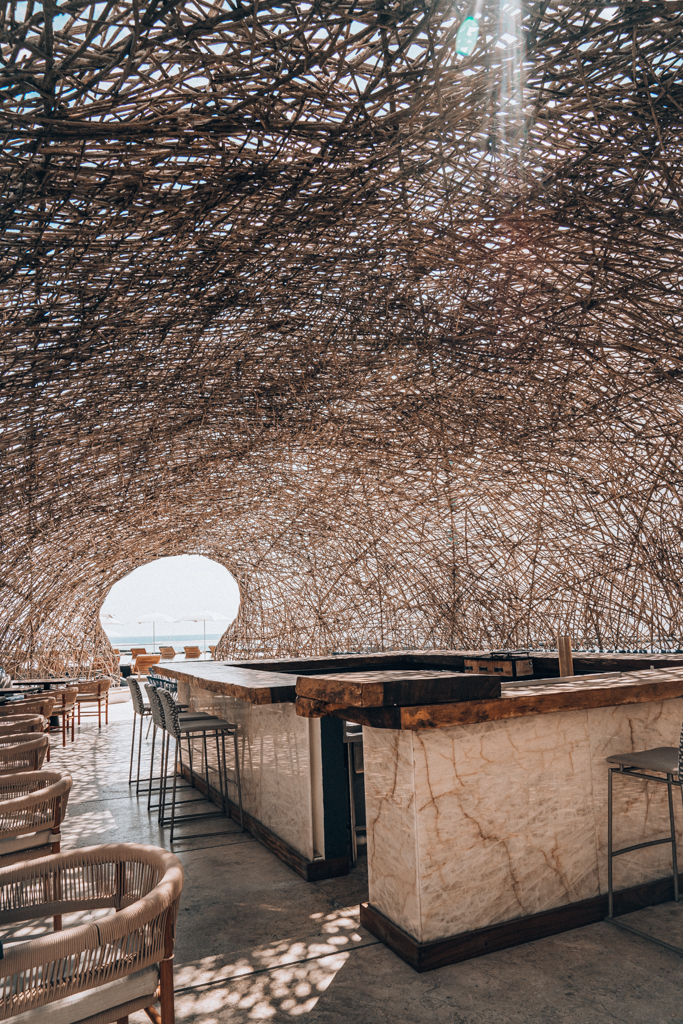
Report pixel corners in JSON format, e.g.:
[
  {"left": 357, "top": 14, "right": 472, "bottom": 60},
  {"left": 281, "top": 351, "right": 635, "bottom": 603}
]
[
  {"left": 157, "top": 659, "right": 348, "bottom": 881},
  {"left": 349, "top": 666, "right": 683, "bottom": 969},
  {"left": 158, "top": 653, "right": 683, "bottom": 968}
]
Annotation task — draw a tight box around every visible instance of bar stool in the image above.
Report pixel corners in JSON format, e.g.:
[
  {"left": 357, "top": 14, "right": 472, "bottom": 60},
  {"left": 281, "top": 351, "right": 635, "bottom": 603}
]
[
  {"left": 157, "top": 688, "right": 243, "bottom": 842},
  {"left": 606, "top": 726, "right": 683, "bottom": 955},
  {"left": 144, "top": 684, "right": 218, "bottom": 818},
  {"left": 127, "top": 678, "right": 153, "bottom": 792}
]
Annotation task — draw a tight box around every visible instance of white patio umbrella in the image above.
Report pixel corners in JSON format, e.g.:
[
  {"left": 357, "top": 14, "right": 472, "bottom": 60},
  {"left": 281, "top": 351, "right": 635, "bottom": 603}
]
[
  {"left": 129, "top": 611, "right": 175, "bottom": 653},
  {"left": 99, "top": 612, "right": 126, "bottom": 626},
  {"left": 178, "top": 610, "right": 231, "bottom": 657}
]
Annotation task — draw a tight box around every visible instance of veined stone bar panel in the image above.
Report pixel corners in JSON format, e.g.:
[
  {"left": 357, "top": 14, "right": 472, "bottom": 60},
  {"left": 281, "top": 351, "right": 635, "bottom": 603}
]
[
  {"left": 176, "top": 680, "right": 321, "bottom": 862},
  {"left": 364, "top": 697, "right": 683, "bottom": 944}
]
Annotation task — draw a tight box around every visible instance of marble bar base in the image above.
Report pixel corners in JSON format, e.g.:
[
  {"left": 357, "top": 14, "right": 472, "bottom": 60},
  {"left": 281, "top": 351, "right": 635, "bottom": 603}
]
[
  {"left": 178, "top": 763, "right": 349, "bottom": 881},
  {"left": 175, "top": 680, "right": 350, "bottom": 880},
  {"left": 364, "top": 696, "right": 683, "bottom": 965},
  {"left": 360, "top": 870, "right": 682, "bottom": 971}
]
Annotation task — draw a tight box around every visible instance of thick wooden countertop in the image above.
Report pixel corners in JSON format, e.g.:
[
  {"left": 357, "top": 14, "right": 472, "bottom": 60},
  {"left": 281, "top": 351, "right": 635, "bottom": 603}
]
[
  {"left": 295, "top": 666, "right": 683, "bottom": 729},
  {"left": 157, "top": 660, "right": 298, "bottom": 704}
]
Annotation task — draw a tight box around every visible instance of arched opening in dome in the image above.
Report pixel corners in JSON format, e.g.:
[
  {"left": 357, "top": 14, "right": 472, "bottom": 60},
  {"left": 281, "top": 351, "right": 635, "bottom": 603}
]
[{"left": 100, "top": 554, "right": 240, "bottom": 655}]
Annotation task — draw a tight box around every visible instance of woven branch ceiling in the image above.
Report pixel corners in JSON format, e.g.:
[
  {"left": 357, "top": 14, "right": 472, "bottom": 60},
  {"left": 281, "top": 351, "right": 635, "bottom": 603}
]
[{"left": 1, "top": 0, "right": 683, "bottom": 670}]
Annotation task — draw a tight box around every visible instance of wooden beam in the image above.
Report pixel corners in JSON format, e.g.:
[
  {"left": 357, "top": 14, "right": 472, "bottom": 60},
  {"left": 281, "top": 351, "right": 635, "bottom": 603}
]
[
  {"left": 296, "top": 667, "right": 683, "bottom": 729},
  {"left": 295, "top": 670, "right": 500, "bottom": 707}
]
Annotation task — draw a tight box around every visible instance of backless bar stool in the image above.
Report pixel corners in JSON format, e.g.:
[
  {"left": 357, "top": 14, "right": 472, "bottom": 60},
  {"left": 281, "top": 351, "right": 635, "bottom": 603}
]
[
  {"left": 157, "top": 689, "right": 243, "bottom": 842},
  {"left": 606, "top": 723, "right": 683, "bottom": 955}
]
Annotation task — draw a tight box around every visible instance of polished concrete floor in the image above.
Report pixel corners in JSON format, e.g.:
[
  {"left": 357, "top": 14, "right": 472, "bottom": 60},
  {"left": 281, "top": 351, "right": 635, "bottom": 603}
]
[{"left": 41, "top": 702, "right": 683, "bottom": 1023}]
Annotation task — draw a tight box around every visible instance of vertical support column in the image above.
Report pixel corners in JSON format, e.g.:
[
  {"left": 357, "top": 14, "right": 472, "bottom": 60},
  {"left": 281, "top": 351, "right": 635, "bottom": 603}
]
[
  {"left": 320, "top": 717, "right": 350, "bottom": 865},
  {"left": 558, "top": 635, "right": 574, "bottom": 678},
  {"left": 308, "top": 718, "right": 324, "bottom": 860}
]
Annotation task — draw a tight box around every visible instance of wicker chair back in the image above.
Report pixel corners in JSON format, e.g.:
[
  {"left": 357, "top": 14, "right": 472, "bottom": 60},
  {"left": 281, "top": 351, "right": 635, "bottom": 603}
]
[
  {"left": 0, "top": 769, "right": 72, "bottom": 837},
  {"left": 127, "top": 677, "right": 146, "bottom": 716},
  {"left": 0, "top": 696, "right": 56, "bottom": 720},
  {"left": 157, "top": 688, "right": 182, "bottom": 741},
  {"left": 0, "top": 733, "right": 49, "bottom": 772},
  {"left": 144, "top": 683, "right": 167, "bottom": 732},
  {"left": 0, "top": 715, "right": 45, "bottom": 736}
]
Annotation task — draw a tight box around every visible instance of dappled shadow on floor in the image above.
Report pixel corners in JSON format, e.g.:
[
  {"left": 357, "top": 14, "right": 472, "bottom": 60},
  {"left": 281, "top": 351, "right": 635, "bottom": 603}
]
[{"left": 170, "top": 905, "right": 373, "bottom": 1021}]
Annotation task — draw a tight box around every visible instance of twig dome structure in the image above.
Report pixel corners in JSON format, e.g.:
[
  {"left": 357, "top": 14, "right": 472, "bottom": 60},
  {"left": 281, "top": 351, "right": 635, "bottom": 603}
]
[{"left": 1, "top": 1, "right": 682, "bottom": 673}]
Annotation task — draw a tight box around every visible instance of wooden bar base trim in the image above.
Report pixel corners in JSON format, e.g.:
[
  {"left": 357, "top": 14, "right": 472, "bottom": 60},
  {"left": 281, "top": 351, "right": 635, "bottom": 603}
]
[
  {"left": 360, "top": 872, "right": 683, "bottom": 972},
  {"left": 178, "top": 764, "right": 349, "bottom": 882}
]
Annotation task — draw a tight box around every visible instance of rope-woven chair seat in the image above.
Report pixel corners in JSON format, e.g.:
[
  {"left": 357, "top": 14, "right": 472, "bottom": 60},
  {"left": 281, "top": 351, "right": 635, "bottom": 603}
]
[{"left": 0, "top": 843, "right": 183, "bottom": 1022}]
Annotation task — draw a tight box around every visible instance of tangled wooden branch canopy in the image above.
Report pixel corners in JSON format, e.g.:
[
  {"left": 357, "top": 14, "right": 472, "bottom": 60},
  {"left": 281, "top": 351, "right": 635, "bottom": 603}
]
[{"left": 1, "top": 0, "right": 682, "bottom": 673}]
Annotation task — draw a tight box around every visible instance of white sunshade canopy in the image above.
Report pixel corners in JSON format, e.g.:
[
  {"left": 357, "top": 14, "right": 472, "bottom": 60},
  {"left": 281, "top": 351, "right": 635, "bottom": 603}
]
[{"left": 177, "top": 610, "right": 231, "bottom": 622}]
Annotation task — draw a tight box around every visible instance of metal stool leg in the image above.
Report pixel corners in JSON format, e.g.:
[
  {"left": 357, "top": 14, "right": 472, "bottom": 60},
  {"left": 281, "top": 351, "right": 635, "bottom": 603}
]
[
  {"left": 128, "top": 712, "right": 137, "bottom": 786},
  {"left": 232, "top": 729, "right": 243, "bottom": 830},
  {"left": 214, "top": 730, "right": 225, "bottom": 812},
  {"left": 667, "top": 773, "right": 679, "bottom": 903},
  {"left": 135, "top": 712, "right": 145, "bottom": 795},
  {"left": 170, "top": 738, "right": 180, "bottom": 843},
  {"left": 147, "top": 724, "right": 157, "bottom": 811},
  {"left": 159, "top": 729, "right": 170, "bottom": 825},
  {"left": 607, "top": 766, "right": 614, "bottom": 919},
  {"left": 203, "top": 732, "right": 210, "bottom": 799}
]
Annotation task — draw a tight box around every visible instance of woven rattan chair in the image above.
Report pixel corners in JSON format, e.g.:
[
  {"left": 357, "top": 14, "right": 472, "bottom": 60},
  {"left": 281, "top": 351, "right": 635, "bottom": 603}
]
[
  {"left": 0, "top": 769, "right": 71, "bottom": 862},
  {"left": 0, "top": 842, "right": 183, "bottom": 1023},
  {"left": 0, "top": 715, "right": 46, "bottom": 736},
  {"left": 50, "top": 687, "right": 78, "bottom": 746},
  {"left": 0, "top": 697, "right": 56, "bottom": 723},
  {"left": 182, "top": 646, "right": 201, "bottom": 660},
  {"left": 0, "top": 734, "right": 50, "bottom": 774},
  {"left": 75, "top": 678, "right": 111, "bottom": 729},
  {"left": 134, "top": 655, "right": 162, "bottom": 679},
  {"left": 0, "top": 769, "right": 72, "bottom": 929}
]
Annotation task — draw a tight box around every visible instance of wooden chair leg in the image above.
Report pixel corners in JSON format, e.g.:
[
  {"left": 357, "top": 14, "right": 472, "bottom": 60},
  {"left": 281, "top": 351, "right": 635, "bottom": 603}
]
[
  {"left": 71, "top": 707, "right": 75, "bottom": 742},
  {"left": 106, "top": 693, "right": 109, "bottom": 725},
  {"left": 98, "top": 697, "right": 102, "bottom": 729},
  {"left": 62, "top": 712, "right": 66, "bottom": 747},
  {"left": 116, "top": 1017, "right": 129, "bottom": 1024},
  {"left": 144, "top": 1008, "right": 162, "bottom": 1024},
  {"left": 159, "top": 955, "right": 175, "bottom": 1024}
]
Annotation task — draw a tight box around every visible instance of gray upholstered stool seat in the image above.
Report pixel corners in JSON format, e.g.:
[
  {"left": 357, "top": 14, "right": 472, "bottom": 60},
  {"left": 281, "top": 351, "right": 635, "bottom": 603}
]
[{"left": 606, "top": 747, "right": 679, "bottom": 774}]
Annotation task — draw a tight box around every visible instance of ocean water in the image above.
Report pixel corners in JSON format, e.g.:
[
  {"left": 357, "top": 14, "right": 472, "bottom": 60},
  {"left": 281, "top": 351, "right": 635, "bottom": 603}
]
[{"left": 105, "top": 633, "right": 223, "bottom": 647}]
